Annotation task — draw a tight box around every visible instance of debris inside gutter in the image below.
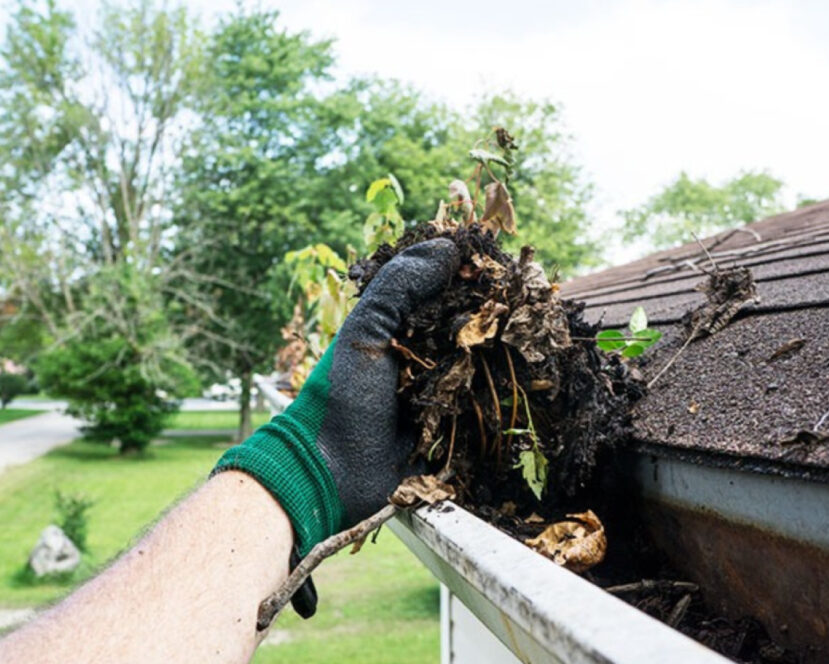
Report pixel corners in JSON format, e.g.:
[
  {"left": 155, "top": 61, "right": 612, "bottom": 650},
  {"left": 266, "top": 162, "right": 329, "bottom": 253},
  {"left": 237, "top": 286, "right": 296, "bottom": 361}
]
[{"left": 349, "top": 218, "right": 799, "bottom": 663}]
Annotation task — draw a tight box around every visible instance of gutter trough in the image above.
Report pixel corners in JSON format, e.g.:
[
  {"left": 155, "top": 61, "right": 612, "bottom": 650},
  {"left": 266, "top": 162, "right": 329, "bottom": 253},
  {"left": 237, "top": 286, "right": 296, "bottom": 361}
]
[
  {"left": 630, "top": 447, "right": 829, "bottom": 661},
  {"left": 389, "top": 502, "right": 727, "bottom": 663}
]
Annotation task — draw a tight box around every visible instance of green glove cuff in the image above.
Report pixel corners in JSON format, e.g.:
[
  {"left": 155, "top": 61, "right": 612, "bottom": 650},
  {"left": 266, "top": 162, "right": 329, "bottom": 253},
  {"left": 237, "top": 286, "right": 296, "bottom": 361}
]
[{"left": 212, "top": 342, "right": 345, "bottom": 556}]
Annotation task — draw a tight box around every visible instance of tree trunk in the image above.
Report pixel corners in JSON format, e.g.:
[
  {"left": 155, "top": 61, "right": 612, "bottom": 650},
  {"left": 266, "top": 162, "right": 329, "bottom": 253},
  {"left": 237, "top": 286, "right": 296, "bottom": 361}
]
[{"left": 237, "top": 369, "right": 253, "bottom": 442}]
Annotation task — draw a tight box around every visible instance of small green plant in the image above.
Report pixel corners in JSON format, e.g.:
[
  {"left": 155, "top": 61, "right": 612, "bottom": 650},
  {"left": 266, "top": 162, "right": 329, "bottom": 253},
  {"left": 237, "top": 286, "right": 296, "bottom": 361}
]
[
  {"left": 507, "top": 387, "right": 549, "bottom": 500},
  {"left": 364, "top": 173, "right": 405, "bottom": 252},
  {"left": 54, "top": 490, "right": 94, "bottom": 552},
  {"left": 596, "top": 306, "right": 662, "bottom": 358},
  {"left": 0, "top": 372, "right": 27, "bottom": 408}
]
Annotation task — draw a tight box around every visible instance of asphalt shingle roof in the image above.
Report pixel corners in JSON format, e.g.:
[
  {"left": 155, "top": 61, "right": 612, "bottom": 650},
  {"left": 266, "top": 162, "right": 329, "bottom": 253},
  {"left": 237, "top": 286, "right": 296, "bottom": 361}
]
[{"left": 560, "top": 201, "right": 829, "bottom": 477}]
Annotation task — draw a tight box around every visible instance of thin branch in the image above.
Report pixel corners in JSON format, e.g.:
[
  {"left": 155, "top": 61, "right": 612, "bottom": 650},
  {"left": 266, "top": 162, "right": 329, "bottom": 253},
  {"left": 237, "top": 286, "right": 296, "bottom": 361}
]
[{"left": 256, "top": 504, "right": 398, "bottom": 631}]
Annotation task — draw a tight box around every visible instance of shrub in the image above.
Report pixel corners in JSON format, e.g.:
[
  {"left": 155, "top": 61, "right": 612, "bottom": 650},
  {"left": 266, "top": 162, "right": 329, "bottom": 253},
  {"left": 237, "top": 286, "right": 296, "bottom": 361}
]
[
  {"left": 54, "top": 490, "right": 94, "bottom": 552},
  {"left": 36, "top": 265, "right": 196, "bottom": 453},
  {"left": 0, "top": 372, "right": 27, "bottom": 408}
]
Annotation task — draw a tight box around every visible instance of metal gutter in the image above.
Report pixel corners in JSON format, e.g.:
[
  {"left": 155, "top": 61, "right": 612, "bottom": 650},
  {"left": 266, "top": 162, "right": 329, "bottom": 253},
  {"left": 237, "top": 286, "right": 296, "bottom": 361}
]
[
  {"left": 389, "top": 502, "right": 728, "bottom": 664},
  {"left": 630, "top": 451, "right": 829, "bottom": 659}
]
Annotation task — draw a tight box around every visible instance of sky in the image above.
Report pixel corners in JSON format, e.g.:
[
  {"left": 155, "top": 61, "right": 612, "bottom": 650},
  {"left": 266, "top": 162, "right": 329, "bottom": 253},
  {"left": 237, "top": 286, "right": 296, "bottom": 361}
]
[{"left": 3, "top": 0, "right": 828, "bottom": 262}]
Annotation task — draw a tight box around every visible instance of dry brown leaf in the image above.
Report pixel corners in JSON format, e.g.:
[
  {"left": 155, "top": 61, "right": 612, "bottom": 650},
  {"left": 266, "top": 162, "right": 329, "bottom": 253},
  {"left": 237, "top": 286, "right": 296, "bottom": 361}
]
[
  {"left": 525, "top": 512, "right": 545, "bottom": 524},
  {"left": 417, "top": 354, "right": 475, "bottom": 452},
  {"left": 502, "top": 302, "right": 571, "bottom": 363},
  {"left": 687, "top": 401, "right": 700, "bottom": 415},
  {"left": 390, "top": 475, "right": 456, "bottom": 507},
  {"left": 471, "top": 253, "right": 506, "bottom": 280},
  {"left": 499, "top": 501, "right": 517, "bottom": 517},
  {"left": 457, "top": 300, "right": 509, "bottom": 349},
  {"left": 448, "top": 179, "right": 474, "bottom": 221},
  {"left": 524, "top": 510, "right": 607, "bottom": 573},
  {"left": 481, "top": 182, "right": 517, "bottom": 235},
  {"left": 429, "top": 200, "right": 459, "bottom": 233}
]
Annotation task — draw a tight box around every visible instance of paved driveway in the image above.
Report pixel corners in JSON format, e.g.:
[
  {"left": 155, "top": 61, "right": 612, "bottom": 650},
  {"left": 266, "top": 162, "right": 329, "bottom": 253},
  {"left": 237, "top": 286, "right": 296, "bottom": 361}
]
[{"left": 0, "top": 412, "right": 80, "bottom": 474}]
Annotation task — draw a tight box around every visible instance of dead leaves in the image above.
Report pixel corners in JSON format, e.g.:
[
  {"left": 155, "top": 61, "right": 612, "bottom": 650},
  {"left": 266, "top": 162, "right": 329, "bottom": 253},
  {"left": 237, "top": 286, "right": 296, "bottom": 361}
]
[
  {"left": 524, "top": 510, "right": 607, "bottom": 573},
  {"left": 418, "top": 354, "right": 475, "bottom": 453},
  {"left": 391, "top": 475, "right": 456, "bottom": 507},
  {"left": 481, "top": 182, "right": 517, "bottom": 236},
  {"left": 502, "top": 303, "right": 571, "bottom": 363},
  {"left": 456, "top": 300, "right": 509, "bottom": 349}
]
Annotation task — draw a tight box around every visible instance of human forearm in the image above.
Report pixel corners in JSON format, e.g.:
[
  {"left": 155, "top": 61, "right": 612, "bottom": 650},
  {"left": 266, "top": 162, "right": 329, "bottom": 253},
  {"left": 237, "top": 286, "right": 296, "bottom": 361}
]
[{"left": 0, "top": 471, "right": 292, "bottom": 664}]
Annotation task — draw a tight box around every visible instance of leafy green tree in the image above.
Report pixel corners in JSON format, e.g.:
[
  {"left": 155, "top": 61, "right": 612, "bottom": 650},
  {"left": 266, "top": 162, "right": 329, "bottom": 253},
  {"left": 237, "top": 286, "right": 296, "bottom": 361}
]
[
  {"left": 621, "top": 170, "right": 785, "bottom": 248},
  {"left": 0, "top": 0, "right": 203, "bottom": 448},
  {"left": 174, "top": 8, "right": 347, "bottom": 439},
  {"left": 37, "top": 265, "right": 196, "bottom": 453}
]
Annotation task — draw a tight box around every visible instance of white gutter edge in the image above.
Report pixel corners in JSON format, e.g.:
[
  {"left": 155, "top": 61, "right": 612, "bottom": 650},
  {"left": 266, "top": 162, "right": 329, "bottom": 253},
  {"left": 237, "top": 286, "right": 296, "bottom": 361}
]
[{"left": 390, "top": 502, "right": 728, "bottom": 664}]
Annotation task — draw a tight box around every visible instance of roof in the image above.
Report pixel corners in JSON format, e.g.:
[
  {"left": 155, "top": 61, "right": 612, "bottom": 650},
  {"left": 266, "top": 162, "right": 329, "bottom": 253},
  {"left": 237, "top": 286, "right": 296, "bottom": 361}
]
[{"left": 560, "top": 201, "right": 829, "bottom": 477}]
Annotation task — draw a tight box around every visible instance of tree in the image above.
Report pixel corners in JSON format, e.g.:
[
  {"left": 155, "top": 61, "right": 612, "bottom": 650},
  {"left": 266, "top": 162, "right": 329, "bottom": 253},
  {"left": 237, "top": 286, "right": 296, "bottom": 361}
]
[
  {"left": 174, "top": 8, "right": 345, "bottom": 440},
  {"left": 621, "top": 170, "right": 785, "bottom": 249},
  {"left": 0, "top": 0, "right": 202, "bottom": 450}
]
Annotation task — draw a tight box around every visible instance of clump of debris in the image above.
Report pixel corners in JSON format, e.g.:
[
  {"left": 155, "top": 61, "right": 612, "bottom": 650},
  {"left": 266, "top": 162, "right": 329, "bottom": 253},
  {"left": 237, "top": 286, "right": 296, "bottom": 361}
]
[{"left": 351, "top": 207, "right": 643, "bottom": 570}]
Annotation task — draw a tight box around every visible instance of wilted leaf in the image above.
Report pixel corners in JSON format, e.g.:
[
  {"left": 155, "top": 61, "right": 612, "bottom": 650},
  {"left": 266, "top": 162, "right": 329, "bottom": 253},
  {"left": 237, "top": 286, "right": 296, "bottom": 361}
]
[
  {"left": 448, "top": 179, "right": 474, "bottom": 221},
  {"left": 471, "top": 253, "right": 506, "bottom": 280},
  {"left": 524, "top": 510, "right": 607, "bottom": 573},
  {"left": 525, "top": 512, "right": 545, "bottom": 524},
  {"left": 629, "top": 306, "right": 648, "bottom": 333},
  {"left": 417, "top": 354, "right": 475, "bottom": 453},
  {"left": 429, "top": 200, "right": 460, "bottom": 233},
  {"left": 502, "top": 302, "right": 571, "bottom": 363},
  {"left": 481, "top": 182, "right": 517, "bottom": 235},
  {"left": 456, "top": 300, "right": 509, "bottom": 349},
  {"left": 469, "top": 148, "right": 510, "bottom": 167},
  {"left": 514, "top": 446, "right": 549, "bottom": 500},
  {"left": 391, "top": 475, "right": 456, "bottom": 507}
]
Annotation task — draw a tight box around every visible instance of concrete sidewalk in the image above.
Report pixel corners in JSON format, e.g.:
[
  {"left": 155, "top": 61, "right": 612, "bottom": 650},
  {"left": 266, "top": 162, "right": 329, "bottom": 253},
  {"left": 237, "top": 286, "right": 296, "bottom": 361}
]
[{"left": 0, "top": 412, "right": 80, "bottom": 474}]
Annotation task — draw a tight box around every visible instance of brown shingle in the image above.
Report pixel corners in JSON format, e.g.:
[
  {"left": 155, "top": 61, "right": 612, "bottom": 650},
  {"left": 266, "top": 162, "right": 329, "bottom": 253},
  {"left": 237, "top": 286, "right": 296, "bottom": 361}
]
[{"left": 561, "top": 202, "right": 829, "bottom": 472}]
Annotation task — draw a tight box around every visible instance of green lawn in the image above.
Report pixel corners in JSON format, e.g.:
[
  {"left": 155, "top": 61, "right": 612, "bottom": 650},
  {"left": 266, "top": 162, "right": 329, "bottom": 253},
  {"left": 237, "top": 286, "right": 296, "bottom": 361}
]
[
  {"left": 166, "top": 409, "right": 271, "bottom": 430},
  {"left": 0, "top": 423, "right": 439, "bottom": 662},
  {"left": 0, "top": 409, "right": 44, "bottom": 425}
]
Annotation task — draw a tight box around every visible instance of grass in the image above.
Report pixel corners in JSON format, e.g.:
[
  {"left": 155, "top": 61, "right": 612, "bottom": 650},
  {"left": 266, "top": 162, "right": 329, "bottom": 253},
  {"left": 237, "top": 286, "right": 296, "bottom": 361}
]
[
  {"left": 0, "top": 415, "right": 439, "bottom": 662},
  {"left": 253, "top": 533, "right": 439, "bottom": 664},
  {"left": 0, "top": 434, "right": 228, "bottom": 607},
  {"left": 0, "top": 409, "right": 44, "bottom": 425},
  {"left": 166, "top": 409, "right": 271, "bottom": 431}
]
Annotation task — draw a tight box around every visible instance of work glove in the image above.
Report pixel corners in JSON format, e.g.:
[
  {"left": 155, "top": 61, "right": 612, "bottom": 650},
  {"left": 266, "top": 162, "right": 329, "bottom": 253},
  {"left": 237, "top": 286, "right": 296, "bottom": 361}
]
[{"left": 212, "top": 239, "right": 459, "bottom": 613}]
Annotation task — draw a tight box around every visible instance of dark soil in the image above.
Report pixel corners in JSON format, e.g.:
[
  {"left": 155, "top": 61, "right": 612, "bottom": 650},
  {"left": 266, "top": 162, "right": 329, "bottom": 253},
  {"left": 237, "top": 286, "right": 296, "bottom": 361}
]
[{"left": 349, "top": 223, "right": 800, "bottom": 664}]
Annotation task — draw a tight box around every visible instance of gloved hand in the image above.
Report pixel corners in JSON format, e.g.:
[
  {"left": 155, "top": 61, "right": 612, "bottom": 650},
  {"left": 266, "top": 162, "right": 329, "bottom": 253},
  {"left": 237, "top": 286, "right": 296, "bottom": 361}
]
[{"left": 213, "top": 239, "right": 459, "bottom": 606}]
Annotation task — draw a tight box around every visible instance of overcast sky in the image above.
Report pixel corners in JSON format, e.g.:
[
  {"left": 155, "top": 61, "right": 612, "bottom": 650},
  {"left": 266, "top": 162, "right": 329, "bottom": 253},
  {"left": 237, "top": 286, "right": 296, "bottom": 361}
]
[{"left": 3, "top": 0, "right": 828, "bottom": 262}]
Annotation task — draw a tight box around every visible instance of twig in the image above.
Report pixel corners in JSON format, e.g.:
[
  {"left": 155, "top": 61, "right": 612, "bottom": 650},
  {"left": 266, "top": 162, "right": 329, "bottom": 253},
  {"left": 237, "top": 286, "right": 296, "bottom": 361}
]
[
  {"left": 667, "top": 593, "right": 693, "bottom": 628},
  {"left": 480, "top": 356, "right": 502, "bottom": 466},
  {"left": 444, "top": 412, "right": 458, "bottom": 473},
  {"left": 647, "top": 330, "right": 697, "bottom": 390},
  {"left": 503, "top": 346, "right": 519, "bottom": 452},
  {"left": 814, "top": 408, "right": 829, "bottom": 433},
  {"left": 256, "top": 469, "right": 454, "bottom": 631},
  {"left": 470, "top": 396, "right": 488, "bottom": 458},
  {"left": 389, "top": 338, "right": 436, "bottom": 370},
  {"left": 257, "top": 504, "right": 398, "bottom": 631},
  {"left": 692, "top": 231, "right": 719, "bottom": 274},
  {"left": 605, "top": 579, "right": 699, "bottom": 595}
]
